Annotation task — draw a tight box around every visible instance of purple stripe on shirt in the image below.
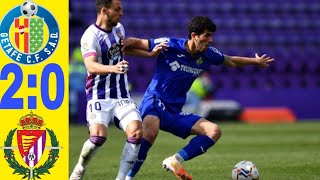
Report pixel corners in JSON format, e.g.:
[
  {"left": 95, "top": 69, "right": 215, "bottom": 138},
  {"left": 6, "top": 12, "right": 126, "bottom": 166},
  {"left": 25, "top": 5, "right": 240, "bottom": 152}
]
[
  {"left": 99, "top": 34, "right": 110, "bottom": 66},
  {"left": 119, "top": 74, "right": 128, "bottom": 98},
  {"left": 110, "top": 60, "right": 118, "bottom": 98},
  {"left": 86, "top": 74, "right": 95, "bottom": 101},
  {"left": 107, "top": 32, "right": 121, "bottom": 99},
  {"left": 97, "top": 75, "right": 107, "bottom": 99},
  {"left": 95, "top": 36, "right": 109, "bottom": 99},
  {"left": 108, "top": 32, "right": 116, "bottom": 46}
]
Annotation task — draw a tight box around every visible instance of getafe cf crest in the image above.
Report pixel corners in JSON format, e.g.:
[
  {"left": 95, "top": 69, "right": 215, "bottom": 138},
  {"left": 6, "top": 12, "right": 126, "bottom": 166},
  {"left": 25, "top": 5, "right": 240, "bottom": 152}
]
[
  {"left": 196, "top": 57, "right": 203, "bottom": 65},
  {"left": 1, "top": 112, "right": 61, "bottom": 179},
  {"left": 0, "top": 1, "right": 59, "bottom": 64}
]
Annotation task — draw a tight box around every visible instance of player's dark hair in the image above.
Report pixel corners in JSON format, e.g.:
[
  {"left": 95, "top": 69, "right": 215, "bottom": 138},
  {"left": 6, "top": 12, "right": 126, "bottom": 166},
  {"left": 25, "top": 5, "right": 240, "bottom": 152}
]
[
  {"left": 96, "top": 0, "right": 113, "bottom": 13},
  {"left": 188, "top": 16, "right": 216, "bottom": 39}
]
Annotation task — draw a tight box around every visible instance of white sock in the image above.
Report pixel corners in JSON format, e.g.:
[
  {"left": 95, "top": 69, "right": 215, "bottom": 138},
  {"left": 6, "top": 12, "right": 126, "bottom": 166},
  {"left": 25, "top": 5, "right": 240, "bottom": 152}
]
[
  {"left": 117, "top": 176, "right": 133, "bottom": 180},
  {"left": 174, "top": 153, "right": 184, "bottom": 163},
  {"left": 124, "top": 176, "right": 133, "bottom": 180},
  {"left": 77, "top": 139, "right": 101, "bottom": 169},
  {"left": 116, "top": 142, "right": 141, "bottom": 180}
]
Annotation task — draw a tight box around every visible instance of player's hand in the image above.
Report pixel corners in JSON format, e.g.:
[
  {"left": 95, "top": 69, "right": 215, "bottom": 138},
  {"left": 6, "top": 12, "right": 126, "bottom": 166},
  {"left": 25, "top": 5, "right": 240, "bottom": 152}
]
[
  {"left": 114, "top": 60, "right": 129, "bottom": 74},
  {"left": 150, "top": 42, "right": 168, "bottom": 57},
  {"left": 255, "top": 53, "right": 274, "bottom": 68}
]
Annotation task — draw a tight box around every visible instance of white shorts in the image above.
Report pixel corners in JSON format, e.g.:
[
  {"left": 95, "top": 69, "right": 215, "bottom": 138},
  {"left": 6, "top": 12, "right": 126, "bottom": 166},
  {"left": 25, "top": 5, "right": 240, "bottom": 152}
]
[{"left": 86, "top": 98, "right": 142, "bottom": 130}]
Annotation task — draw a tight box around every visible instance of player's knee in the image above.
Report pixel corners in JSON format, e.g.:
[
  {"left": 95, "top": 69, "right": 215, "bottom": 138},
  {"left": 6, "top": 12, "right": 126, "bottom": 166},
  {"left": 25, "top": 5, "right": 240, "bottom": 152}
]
[
  {"left": 126, "top": 122, "right": 143, "bottom": 139},
  {"left": 128, "top": 128, "right": 143, "bottom": 139},
  {"left": 215, "top": 125, "right": 222, "bottom": 139},
  {"left": 142, "top": 117, "right": 159, "bottom": 142},
  {"left": 89, "top": 135, "right": 107, "bottom": 146},
  {"left": 143, "top": 125, "right": 158, "bottom": 142},
  {"left": 207, "top": 123, "right": 222, "bottom": 142}
]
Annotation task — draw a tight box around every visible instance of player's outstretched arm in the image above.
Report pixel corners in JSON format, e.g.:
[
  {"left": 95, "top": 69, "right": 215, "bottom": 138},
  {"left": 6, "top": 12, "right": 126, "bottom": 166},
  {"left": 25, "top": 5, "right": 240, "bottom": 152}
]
[
  {"left": 125, "top": 37, "right": 149, "bottom": 50},
  {"left": 254, "top": 53, "right": 275, "bottom": 68},
  {"left": 84, "top": 55, "right": 129, "bottom": 74},
  {"left": 124, "top": 37, "right": 168, "bottom": 57},
  {"left": 223, "top": 53, "right": 274, "bottom": 68}
]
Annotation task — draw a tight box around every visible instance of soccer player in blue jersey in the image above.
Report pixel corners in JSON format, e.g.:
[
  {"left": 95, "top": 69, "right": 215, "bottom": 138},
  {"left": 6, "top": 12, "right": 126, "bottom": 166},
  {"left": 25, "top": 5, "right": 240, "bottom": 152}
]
[{"left": 123, "top": 16, "right": 274, "bottom": 180}]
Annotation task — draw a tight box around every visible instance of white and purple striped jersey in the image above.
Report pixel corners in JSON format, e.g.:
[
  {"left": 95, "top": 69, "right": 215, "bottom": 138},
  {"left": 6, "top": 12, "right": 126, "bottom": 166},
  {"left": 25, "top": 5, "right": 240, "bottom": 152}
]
[{"left": 80, "top": 23, "right": 130, "bottom": 101}]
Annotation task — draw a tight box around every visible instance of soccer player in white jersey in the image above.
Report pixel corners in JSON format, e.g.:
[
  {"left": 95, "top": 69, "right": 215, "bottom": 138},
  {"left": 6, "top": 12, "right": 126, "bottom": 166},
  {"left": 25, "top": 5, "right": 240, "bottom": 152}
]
[
  {"left": 123, "top": 16, "right": 274, "bottom": 180},
  {"left": 69, "top": 1, "right": 145, "bottom": 180}
]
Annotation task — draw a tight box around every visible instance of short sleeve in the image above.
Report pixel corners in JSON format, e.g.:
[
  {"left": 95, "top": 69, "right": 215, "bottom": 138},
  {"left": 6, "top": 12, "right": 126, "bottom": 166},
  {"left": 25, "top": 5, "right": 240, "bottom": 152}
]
[
  {"left": 206, "top": 47, "right": 225, "bottom": 65},
  {"left": 80, "top": 28, "right": 98, "bottom": 59},
  {"left": 115, "top": 23, "right": 126, "bottom": 39},
  {"left": 117, "top": 23, "right": 125, "bottom": 39},
  {"left": 148, "top": 37, "right": 171, "bottom": 51}
]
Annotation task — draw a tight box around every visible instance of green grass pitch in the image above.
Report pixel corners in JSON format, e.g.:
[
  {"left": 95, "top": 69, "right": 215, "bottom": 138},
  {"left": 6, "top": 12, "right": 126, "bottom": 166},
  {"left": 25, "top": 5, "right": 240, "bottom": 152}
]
[{"left": 69, "top": 122, "right": 320, "bottom": 180}]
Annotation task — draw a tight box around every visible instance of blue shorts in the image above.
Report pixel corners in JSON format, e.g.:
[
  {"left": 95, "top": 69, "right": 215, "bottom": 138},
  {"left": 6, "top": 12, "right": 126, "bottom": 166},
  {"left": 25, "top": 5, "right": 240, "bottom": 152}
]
[{"left": 140, "top": 95, "right": 201, "bottom": 139}]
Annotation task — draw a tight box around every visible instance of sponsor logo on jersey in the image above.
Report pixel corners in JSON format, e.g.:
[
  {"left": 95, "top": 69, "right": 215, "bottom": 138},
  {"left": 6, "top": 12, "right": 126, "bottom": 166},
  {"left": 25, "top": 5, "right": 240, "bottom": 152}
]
[
  {"left": 169, "top": 61, "right": 203, "bottom": 76},
  {"left": 107, "top": 43, "right": 121, "bottom": 61},
  {"left": 177, "top": 54, "right": 185, "bottom": 58}
]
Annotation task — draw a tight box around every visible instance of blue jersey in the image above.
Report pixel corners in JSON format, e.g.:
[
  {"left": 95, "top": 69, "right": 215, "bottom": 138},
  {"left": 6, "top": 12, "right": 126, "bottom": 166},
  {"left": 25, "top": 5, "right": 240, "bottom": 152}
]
[{"left": 142, "top": 37, "right": 224, "bottom": 113}]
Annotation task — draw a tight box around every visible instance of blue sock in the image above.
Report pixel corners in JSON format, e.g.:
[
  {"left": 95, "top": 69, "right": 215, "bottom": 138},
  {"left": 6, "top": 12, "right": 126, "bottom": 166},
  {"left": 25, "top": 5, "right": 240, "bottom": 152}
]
[
  {"left": 178, "top": 135, "right": 215, "bottom": 161},
  {"left": 127, "top": 138, "right": 152, "bottom": 177}
]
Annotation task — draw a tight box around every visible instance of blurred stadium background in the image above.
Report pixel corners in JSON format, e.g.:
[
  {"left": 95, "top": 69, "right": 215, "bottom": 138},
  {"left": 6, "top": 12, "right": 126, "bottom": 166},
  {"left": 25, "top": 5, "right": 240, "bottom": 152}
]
[
  {"left": 69, "top": 1, "right": 320, "bottom": 179},
  {"left": 69, "top": 0, "right": 320, "bottom": 124}
]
